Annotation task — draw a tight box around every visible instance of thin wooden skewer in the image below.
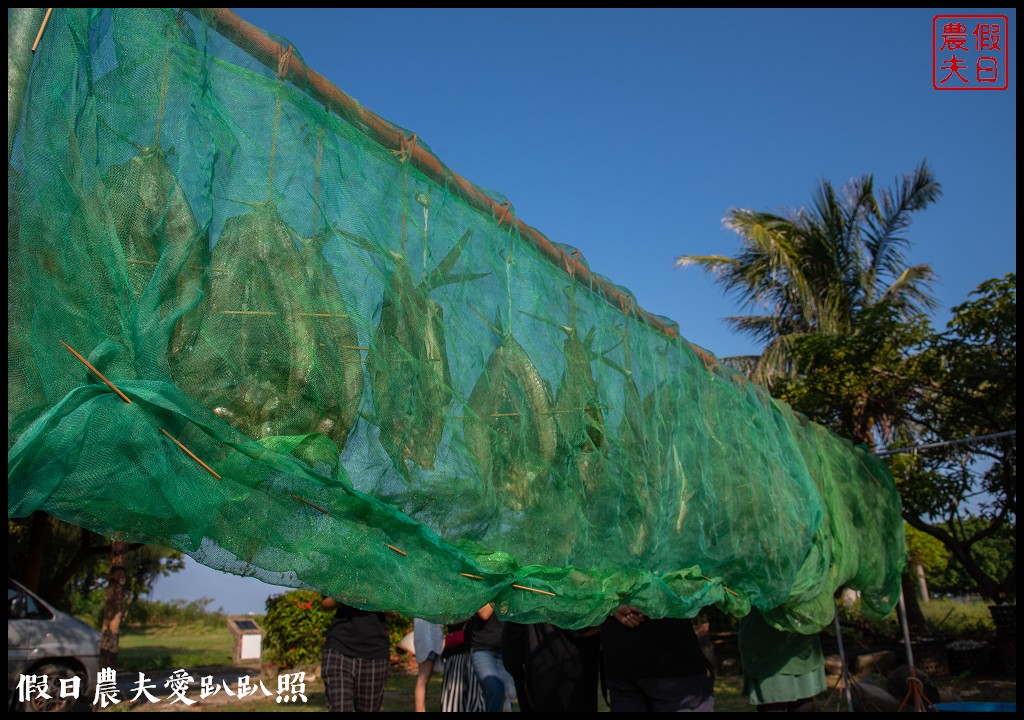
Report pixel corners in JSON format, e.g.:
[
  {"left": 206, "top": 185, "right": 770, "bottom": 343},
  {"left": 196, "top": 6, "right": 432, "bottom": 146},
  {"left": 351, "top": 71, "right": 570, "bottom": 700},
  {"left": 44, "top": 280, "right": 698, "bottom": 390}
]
[
  {"left": 511, "top": 584, "right": 556, "bottom": 597},
  {"left": 126, "top": 259, "right": 227, "bottom": 272},
  {"left": 291, "top": 494, "right": 331, "bottom": 515},
  {"left": 160, "top": 428, "right": 221, "bottom": 480},
  {"left": 460, "top": 573, "right": 484, "bottom": 581},
  {"left": 386, "top": 544, "right": 407, "bottom": 556},
  {"left": 702, "top": 575, "right": 740, "bottom": 598},
  {"left": 489, "top": 408, "right": 611, "bottom": 418},
  {"left": 32, "top": 8, "right": 52, "bottom": 52},
  {"left": 59, "top": 340, "right": 132, "bottom": 404},
  {"left": 452, "top": 407, "right": 613, "bottom": 420},
  {"left": 218, "top": 311, "right": 350, "bottom": 318}
]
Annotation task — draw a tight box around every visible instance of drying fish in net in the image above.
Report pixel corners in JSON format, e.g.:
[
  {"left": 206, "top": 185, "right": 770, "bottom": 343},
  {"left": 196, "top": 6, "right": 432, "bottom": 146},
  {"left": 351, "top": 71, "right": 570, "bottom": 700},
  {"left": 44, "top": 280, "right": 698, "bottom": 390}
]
[
  {"left": 360, "top": 227, "right": 486, "bottom": 473},
  {"left": 171, "top": 202, "right": 356, "bottom": 454},
  {"left": 102, "top": 144, "right": 209, "bottom": 362},
  {"left": 554, "top": 322, "right": 606, "bottom": 494},
  {"left": 465, "top": 315, "right": 557, "bottom": 511},
  {"left": 297, "top": 228, "right": 363, "bottom": 452}
]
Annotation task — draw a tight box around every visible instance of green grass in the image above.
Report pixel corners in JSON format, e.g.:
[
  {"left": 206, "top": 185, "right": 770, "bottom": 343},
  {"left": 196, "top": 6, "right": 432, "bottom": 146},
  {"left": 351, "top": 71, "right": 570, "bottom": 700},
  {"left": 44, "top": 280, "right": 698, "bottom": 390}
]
[
  {"left": 921, "top": 599, "right": 996, "bottom": 638},
  {"left": 117, "top": 623, "right": 234, "bottom": 672}
]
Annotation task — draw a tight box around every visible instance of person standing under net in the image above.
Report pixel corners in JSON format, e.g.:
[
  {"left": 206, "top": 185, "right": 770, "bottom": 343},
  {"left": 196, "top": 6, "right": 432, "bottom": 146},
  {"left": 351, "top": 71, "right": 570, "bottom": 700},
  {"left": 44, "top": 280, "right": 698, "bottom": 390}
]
[
  {"left": 413, "top": 618, "right": 445, "bottom": 712},
  {"left": 467, "top": 604, "right": 517, "bottom": 711},
  {"left": 440, "top": 619, "right": 486, "bottom": 712},
  {"left": 501, "top": 621, "right": 601, "bottom": 712},
  {"left": 320, "top": 597, "right": 390, "bottom": 712},
  {"left": 738, "top": 609, "right": 826, "bottom": 712},
  {"left": 601, "top": 605, "right": 715, "bottom": 712}
]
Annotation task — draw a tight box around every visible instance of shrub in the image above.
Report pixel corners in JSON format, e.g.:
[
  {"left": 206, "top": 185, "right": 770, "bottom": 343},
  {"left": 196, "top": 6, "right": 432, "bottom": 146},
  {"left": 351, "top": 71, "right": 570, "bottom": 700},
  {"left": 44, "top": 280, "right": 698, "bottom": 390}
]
[
  {"left": 128, "top": 597, "right": 226, "bottom": 628},
  {"left": 263, "top": 590, "right": 334, "bottom": 668},
  {"left": 385, "top": 612, "right": 414, "bottom": 657},
  {"left": 263, "top": 591, "right": 414, "bottom": 668}
]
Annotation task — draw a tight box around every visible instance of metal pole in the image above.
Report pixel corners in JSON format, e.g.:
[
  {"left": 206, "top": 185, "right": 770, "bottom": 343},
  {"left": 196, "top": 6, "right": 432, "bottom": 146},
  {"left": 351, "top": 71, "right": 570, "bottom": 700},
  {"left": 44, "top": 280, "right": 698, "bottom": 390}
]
[
  {"left": 896, "top": 588, "right": 916, "bottom": 673},
  {"left": 875, "top": 428, "right": 1017, "bottom": 457},
  {"left": 894, "top": 587, "right": 927, "bottom": 711},
  {"left": 8, "top": 7, "right": 48, "bottom": 161},
  {"left": 832, "top": 607, "right": 855, "bottom": 713}
]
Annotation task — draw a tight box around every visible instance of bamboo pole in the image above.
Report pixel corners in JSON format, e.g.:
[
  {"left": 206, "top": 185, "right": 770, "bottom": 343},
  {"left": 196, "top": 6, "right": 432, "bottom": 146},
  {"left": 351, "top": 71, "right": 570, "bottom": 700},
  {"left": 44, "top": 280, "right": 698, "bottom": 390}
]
[{"left": 188, "top": 8, "right": 690, "bottom": 347}]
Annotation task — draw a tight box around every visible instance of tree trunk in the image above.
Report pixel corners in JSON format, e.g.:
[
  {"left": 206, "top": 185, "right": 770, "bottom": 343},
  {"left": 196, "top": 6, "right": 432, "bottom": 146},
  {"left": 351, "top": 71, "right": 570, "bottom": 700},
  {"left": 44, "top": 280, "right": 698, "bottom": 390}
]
[
  {"left": 914, "top": 563, "right": 930, "bottom": 603},
  {"left": 900, "top": 572, "right": 929, "bottom": 636},
  {"left": 21, "top": 511, "right": 52, "bottom": 592},
  {"left": 99, "top": 539, "right": 129, "bottom": 669}
]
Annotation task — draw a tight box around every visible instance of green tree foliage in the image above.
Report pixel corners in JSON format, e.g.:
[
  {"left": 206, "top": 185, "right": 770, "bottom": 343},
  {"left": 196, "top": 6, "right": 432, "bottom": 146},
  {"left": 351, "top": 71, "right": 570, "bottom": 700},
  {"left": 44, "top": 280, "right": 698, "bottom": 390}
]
[
  {"left": 904, "top": 523, "right": 950, "bottom": 574},
  {"left": 924, "top": 518, "right": 1015, "bottom": 598},
  {"left": 7, "top": 514, "right": 185, "bottom": 622},
  {"left": 676, "top": 161, "right": 941, "bottom": 411},
  {"left": 772, "top": 307, "right": 931, "bottom": 447},
  {"left": 677, "top": 166, "right": 1015, "bottom": 610},
  {"left": 897, "top": 274, "right": 1016, "bottom": 602}
]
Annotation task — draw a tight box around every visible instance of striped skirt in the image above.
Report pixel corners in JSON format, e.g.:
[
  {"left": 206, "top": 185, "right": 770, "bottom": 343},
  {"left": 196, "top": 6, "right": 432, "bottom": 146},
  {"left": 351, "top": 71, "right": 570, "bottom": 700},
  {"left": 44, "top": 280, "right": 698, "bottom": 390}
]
[{"left": 440, "top": 649, "right": 486, "bottom": 712}]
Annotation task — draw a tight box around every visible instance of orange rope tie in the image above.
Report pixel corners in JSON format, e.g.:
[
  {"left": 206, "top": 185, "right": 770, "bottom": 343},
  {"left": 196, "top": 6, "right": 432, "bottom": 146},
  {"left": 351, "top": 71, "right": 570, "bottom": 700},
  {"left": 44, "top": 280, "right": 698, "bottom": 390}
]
[
  {"left": 276, "top": 43, "right": 295, "bottom": 79},
  {"left": 568, "top": 248, "right": 582, "bottom": 278},
  {"left": 390, "top": 132, "right": 419, "bottom": 164},
  {"left": 496, "top": 200, "right": 513, "bottom": 228},
  {"left": 897, "top": 674, "right": 938, "bottom": 713}
]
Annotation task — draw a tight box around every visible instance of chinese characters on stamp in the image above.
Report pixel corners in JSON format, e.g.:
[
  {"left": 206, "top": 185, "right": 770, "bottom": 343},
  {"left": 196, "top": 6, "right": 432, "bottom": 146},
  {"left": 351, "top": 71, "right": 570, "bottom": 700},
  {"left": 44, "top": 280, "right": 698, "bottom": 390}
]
[{"left": 934, "top": 15, "right": 1009, "bottom": 90}]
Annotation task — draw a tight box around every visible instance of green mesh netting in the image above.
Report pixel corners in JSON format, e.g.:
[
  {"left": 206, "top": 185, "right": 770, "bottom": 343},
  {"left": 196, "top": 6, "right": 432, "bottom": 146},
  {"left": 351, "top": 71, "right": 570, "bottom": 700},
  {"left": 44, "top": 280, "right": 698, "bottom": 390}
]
[{"left": 7, "top": 8, "right": 905, "bottom": 632}]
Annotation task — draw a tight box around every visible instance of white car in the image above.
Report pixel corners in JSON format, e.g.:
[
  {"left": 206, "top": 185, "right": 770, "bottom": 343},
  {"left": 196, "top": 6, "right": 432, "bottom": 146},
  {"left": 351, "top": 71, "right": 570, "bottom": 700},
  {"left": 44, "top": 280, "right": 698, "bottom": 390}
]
[{"left": 8, "top": 578, "right": 101, "bottom": 712}]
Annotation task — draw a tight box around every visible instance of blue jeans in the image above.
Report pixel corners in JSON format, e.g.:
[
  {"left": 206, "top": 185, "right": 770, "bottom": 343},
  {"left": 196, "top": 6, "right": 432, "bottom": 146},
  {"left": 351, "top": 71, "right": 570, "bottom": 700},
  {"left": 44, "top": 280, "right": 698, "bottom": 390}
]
[{"left": 471, "top": 649, "right": 515, "bottom": 712}]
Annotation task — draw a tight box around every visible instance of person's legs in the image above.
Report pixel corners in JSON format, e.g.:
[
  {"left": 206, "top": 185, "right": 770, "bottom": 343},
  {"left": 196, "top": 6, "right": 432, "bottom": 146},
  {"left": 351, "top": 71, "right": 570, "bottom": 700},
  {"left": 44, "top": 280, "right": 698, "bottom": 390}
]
[
  {"left": 643, "top": 674, "right": 715, "bottom": 712},
  {"left": 321, "top": 648, "right": 355, "bottom": 712},
  {"left": 787, "top": 696, "right": 816, "bottom": 712},
  {"left": 352, "top": 656, "right": 388, "bottom": 713},
  {"left": 414, "top": 655, "right": 436, "bottom": 712},
  {"left": 606, "top": 676, "right": 653, "bottom": 712},
  {"left": 471, "top": 649, "right": 512, "bottom": 712}
]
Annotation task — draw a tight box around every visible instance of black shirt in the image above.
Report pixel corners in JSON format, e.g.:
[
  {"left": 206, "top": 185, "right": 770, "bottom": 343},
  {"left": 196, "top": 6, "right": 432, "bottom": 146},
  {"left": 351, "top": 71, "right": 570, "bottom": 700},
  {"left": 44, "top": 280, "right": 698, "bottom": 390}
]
[
  {"left": 601, "top": 616, "right": 710, "bottom": 679},
  {"left": 323, "top": 603, "right": 389, "bottom": 660},
  {"left": 502, "top": 622, "right": 601, "bottom": 712},
  {"left": 468, "top": 612, "right": 504, "bottom": 652}
]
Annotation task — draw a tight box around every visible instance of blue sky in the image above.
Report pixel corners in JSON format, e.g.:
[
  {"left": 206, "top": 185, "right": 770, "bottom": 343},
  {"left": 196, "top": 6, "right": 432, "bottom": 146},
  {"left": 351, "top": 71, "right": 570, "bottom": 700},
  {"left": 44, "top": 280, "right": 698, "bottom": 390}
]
[{"left": 149, "top": 8, "right": 1016, "bottom": 614}]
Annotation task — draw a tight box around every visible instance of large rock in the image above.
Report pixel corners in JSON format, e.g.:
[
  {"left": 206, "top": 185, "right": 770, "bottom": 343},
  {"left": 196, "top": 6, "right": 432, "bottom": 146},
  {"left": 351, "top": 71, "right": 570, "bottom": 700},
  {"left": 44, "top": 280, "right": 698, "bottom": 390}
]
[
  {"left": 823, "top": 653, "right": 845, "bottom": 677},
  {"left": 850, "top": 677, "right": 900, "bottom": 712},
  {"left": 854, "top": 650, "right": 898, "bottom": 677},
  {"left": 886, "top": 664, "right": 942, "bottom": 709}
]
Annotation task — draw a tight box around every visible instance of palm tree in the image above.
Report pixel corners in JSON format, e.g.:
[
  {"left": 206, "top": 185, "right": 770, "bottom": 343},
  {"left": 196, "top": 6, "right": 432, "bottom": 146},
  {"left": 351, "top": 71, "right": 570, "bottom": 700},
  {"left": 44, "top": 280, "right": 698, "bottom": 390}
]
[{"left": 676, "top": 162, "right": 942, "bottom": 389}]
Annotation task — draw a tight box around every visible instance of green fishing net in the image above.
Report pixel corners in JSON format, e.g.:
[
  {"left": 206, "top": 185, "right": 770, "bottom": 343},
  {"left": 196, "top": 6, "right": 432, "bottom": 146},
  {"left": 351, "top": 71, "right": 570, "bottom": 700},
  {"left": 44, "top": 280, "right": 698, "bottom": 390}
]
[{"left": 7, "top": 8, "right": 904, "bottom": 632}]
